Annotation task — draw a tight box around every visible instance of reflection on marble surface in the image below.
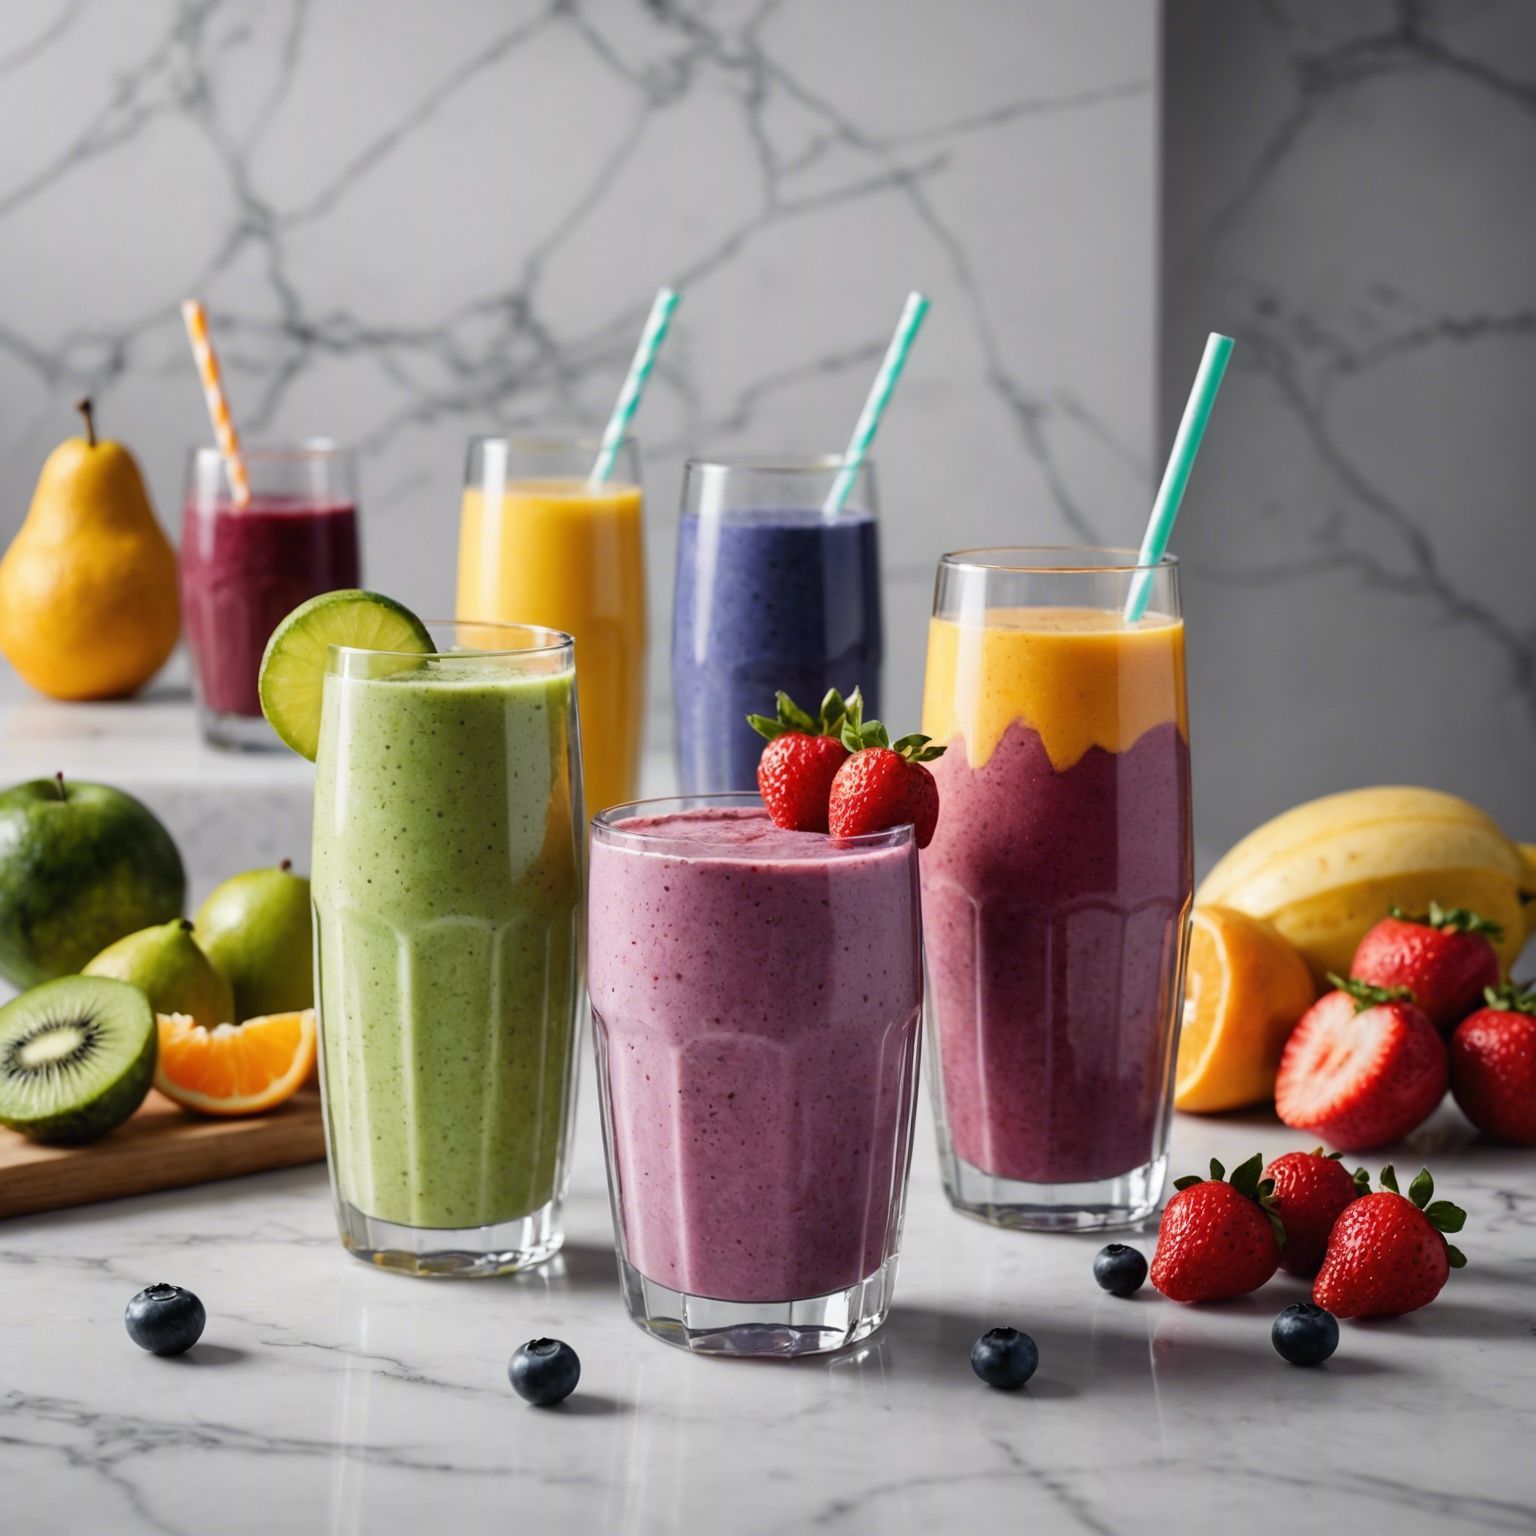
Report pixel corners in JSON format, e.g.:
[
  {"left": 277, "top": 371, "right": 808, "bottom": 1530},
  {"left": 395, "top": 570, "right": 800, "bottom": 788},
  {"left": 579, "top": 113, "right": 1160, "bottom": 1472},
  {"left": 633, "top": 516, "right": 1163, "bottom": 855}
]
[
  {"left": 0, "top": 0, "right": 1156, "bottom": 744},
  {"left": 3, "top": 1101, "right": 1533, "bottom": 1535},
  {"left": 1162, "top": 0, "right": 1536, "bottom": 866}
]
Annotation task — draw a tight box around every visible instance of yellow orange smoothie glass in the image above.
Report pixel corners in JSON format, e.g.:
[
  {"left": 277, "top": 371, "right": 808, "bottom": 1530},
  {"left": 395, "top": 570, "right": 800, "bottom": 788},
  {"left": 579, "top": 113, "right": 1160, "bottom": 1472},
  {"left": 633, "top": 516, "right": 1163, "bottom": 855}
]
[
  {"left": 457, "top": 437, "right": 645, "bottom": 816},
  {"left": 920, "top": 548, "right": 1193, "bottom": 1231}
]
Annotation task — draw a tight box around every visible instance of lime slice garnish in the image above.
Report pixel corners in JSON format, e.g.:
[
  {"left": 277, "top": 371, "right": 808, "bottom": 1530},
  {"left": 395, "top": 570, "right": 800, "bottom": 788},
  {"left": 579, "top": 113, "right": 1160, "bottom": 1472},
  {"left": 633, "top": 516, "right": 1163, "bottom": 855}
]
[{"left": 258, "top": 590, "right": 432, "bottom": 760}]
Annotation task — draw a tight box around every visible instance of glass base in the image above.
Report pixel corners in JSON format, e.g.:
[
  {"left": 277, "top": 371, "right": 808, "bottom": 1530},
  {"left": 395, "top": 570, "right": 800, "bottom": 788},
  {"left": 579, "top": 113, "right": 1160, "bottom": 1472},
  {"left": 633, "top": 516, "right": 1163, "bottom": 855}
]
[
  {"left": 198, "top": 706, "right": 284, "bottom": 752},
  {"left": 618, "top": 1252, "right": 900, "bottom": 1357},
  {"left": 940, "top": 1151, "right": 1166, "bottom": 1233},
  {"left": 334, "top": 1196, "right": 563, "bottom": 1277}
]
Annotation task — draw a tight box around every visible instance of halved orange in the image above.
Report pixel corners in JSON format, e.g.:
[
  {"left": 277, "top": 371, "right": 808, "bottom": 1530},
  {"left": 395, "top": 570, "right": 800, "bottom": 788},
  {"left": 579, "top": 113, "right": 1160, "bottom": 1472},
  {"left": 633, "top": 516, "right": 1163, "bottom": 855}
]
[
  {"left": 154, "top": 1010, "right": 317, "bottom": 1117},
  {"left": 1175, "top": 906, "right": 1316, "bottom": 1114}
]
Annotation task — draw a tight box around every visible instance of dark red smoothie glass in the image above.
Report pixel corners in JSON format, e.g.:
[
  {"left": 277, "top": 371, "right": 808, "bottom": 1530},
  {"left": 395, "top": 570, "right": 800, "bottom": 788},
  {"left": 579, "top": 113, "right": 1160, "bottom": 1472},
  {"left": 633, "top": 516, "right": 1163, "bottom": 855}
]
[
  {"left": 181, "top": 442, "right": 360, "bottom": 749},
  {"left": 920, "top": 549, "right": 1193, "bottom": 1231},
  {"left": 588, "top": 794, "right": 923, "bottom": 1357}
]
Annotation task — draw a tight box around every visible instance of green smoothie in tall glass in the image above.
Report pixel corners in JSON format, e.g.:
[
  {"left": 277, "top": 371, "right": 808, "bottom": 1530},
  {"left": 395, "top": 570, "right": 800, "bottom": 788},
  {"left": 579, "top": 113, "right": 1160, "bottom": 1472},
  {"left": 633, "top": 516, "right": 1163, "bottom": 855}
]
[{"left": 311, "top": 621, "right": 582, "bottom": 1275}]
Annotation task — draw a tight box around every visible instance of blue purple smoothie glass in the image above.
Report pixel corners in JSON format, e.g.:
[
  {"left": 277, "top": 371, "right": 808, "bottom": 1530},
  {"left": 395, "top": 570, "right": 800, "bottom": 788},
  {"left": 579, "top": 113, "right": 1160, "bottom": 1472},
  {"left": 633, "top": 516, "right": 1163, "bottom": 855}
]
[{"left": 671, "top": 458, "right": 883, "bottom": 793}]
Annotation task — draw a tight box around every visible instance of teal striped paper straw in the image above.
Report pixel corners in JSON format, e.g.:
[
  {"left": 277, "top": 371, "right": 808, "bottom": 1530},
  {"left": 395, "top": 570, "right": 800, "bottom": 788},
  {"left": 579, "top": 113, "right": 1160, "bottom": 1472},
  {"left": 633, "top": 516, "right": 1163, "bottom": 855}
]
[
  {"left": 1123, "top": 331, "right": 1234, "bottom": 622},
  {"left": 821, "top": 290, "right": 931, "bottom": 517},
  {"left": 589, "top": 287, "right": 681, "bottom": 484}
]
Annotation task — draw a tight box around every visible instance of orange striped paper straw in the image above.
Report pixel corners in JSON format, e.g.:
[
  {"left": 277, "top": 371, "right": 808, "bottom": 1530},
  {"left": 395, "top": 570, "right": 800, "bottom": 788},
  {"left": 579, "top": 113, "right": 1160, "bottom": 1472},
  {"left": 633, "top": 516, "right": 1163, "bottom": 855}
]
[{"left": 179, "top": 299, "right": 251, "bottom": 507}]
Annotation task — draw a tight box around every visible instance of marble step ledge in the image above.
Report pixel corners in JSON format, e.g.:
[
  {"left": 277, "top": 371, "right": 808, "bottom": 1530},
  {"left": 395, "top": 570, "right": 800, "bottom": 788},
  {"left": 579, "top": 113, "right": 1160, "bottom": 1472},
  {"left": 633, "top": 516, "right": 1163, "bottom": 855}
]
[{"left": 0, "top": 662, "right": 313, "bottom": 905}]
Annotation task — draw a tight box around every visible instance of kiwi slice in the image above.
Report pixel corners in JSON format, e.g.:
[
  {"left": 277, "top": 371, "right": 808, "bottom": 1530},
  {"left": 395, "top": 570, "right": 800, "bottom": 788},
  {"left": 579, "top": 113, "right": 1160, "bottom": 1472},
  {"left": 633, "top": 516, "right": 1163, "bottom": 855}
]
[{"left": 0, "top": 975, "right": 157, "bottom": 1144}]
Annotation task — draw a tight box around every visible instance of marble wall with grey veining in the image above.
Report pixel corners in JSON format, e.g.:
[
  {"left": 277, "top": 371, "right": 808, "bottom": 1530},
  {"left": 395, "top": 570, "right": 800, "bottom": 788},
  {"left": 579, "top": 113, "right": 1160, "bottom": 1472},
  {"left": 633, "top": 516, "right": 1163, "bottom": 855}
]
[
  {"left": 5, "top": 1, "right": 1529, "bottom": 870},
  {"left": 1163, "top": 0, "right": 1536, "bottom": 864},
  {"left": 0, "top": 0, "right": 1156, "bottom": 757}
]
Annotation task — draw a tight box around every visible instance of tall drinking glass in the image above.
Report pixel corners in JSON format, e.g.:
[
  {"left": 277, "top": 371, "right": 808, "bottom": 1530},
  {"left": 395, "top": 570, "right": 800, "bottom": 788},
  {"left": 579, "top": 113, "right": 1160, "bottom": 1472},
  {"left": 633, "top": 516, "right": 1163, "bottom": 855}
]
[
  {"left": 181, "top": 442, "right": 361, "bottom": 750},
  {"left": 920, "top": 549, "right": 1193, "bottom": 1231},
  {"left": 589, "top": 795, "right": 922, "bottom": 1355},
  {"left": 457, "top": 437, "right": 644, "bottom": 817},
  {"left": 312, "top": 621, "right": 584, "bottom": 1275},
  {"left": 672, "top": 457, "right": 883, "bottom": 793}
]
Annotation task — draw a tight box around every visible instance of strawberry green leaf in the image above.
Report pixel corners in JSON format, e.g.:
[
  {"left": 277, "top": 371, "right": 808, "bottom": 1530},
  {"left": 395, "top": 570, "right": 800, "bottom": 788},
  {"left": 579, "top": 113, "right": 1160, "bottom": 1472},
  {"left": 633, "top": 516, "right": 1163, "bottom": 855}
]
[
  {"left": 1397, "top": 901, "right": 1505, "bottom": 940},
  {"left": 747, "top": 712, "right": 783, "bottom": 741},
  {"left": 891, "top": 732, "right": 947, "bottom": 764},
  {"left": 1446, "top": 1244, "right": 1468, "bottom": 1269},
  {"left": 1227, "top": 1152, "right": 1265, "bottom": 1201},
  {"left": 1209, "top": 1157, "right": 1225, "bottom": 1182},
  {"left": 1172, "top": 1174, "right": 1203, "bottom": 1191},
  {"left": 819, "top": 688, "right": 847, "bottom": 730},
  {"left": 1424, "top": 1200, "right": 1467, "bottom": 1234},
  {"left": 1379, "top": 1164, "right": 1400, "bottom": 1195},
  {"left": 1407, "top": 1167, "right": 1434, "bottom": 1209},
  {"left": 1330, "top": 973, "right": 1417, "bottom": 1013},
  {"left": 1352, "top": 1166, "right": 1372, "bottom": 1196},
  {"left": 777, "top": 691, "right": 816, "bottom": 733},
  {"left": 1483, "top": 982, "right": 1536, "bottom": 1016},
  {"left": 1264, "top": 1209, "right": 1287, "bottom": 1249}
]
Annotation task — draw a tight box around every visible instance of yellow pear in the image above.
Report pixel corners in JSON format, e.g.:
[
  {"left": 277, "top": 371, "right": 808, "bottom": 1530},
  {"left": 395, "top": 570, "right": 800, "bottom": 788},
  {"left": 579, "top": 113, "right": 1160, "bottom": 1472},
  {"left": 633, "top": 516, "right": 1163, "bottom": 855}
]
[{"left": 0, "top": 399, "right": 179, "bottom": 700}]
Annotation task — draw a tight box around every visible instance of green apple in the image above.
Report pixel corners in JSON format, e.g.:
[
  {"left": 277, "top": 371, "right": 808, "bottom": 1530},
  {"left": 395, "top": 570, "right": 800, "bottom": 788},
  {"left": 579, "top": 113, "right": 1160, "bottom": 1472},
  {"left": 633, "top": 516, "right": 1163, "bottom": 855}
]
[
  {"left": 0, "top": 775, "right": 186, "bottom": 989},
  {"left": 83, "top": 917, "right": 234, "bottom": 1029},
  {"left": 195, "top": 860, "right": 312, "bottom": 1020}
]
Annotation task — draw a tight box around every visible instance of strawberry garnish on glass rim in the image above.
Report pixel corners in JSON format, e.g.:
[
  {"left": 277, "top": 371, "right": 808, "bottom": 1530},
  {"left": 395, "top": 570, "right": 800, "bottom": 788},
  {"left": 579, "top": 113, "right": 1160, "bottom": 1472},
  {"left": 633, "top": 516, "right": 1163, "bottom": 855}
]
[
  {"left": 827, "top": 692, "right": 946, "bottom": 848},
  {"left": 748, "top": 688, "right": 858, "bottom": 834}
]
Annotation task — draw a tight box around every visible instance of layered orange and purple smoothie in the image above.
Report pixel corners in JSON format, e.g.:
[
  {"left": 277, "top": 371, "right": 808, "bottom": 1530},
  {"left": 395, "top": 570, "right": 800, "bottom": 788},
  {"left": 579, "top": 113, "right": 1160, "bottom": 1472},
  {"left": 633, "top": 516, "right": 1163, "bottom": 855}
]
[{"left": 920, "top": 608, "right": 1193, "bottom": 1185}]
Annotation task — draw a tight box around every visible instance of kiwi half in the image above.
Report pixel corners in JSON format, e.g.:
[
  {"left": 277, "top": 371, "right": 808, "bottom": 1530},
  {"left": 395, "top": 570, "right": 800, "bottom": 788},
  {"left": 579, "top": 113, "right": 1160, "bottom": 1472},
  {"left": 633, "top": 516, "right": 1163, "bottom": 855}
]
[{"left": 0, "top": 975, "right": 156, "bottom": 1144}]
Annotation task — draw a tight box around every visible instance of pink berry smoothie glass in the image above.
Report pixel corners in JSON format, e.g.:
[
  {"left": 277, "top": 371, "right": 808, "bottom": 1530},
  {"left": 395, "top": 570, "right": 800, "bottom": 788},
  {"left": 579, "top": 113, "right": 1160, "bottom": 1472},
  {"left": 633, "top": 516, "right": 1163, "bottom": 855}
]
[{"left": 588, "top": 794, "right": 923, "bottom": 1357}]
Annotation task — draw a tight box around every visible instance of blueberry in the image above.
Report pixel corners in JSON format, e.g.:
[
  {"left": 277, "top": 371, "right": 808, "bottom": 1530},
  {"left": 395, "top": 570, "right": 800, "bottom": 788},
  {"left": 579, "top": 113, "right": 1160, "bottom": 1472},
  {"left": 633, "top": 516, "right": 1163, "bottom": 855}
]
[
  {"left": 969, "top": 1327, "right": 1039, "bottom": 1390},
  {"left": 1271, "top": 1303, "right": 1339, "bottom": 1368},
  {"left": 124, "top": 1283, "right": 206, "bottom": 1356},
  {"left": 508, "top": 1337, "right": 581, "bottom": 1406},
  {"left": 1093, "top": 1243, "right": 1148, "bottom": 1297}
]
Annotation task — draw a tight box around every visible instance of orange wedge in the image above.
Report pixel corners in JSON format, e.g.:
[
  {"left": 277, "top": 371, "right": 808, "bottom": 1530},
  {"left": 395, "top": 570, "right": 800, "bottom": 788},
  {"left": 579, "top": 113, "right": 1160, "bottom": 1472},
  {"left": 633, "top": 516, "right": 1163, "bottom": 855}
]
[
  {"left": 1175, "top": 906, "right": 1316, "bottom": 1114},
  {"left": 154, "top": 1010, "right": 317, "bottom": 1117}
]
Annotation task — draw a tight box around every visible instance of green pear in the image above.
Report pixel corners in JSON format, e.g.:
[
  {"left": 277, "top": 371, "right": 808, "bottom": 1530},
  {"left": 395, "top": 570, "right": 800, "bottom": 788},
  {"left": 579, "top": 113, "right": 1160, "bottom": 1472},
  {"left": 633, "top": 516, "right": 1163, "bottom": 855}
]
[
  {"left": 83, "top": 918, "right": 233, "bottom": 1029},
  {"left": 195, "top": 860, "right": 313, "bottom": 1020}
]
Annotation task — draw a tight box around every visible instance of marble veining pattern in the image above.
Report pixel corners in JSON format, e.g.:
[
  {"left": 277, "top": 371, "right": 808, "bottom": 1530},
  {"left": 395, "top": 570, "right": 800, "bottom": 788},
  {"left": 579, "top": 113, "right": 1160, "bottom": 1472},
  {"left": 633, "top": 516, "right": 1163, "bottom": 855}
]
[
  {"left": 2, "top": 1106, "right": 1533, "bottom": 1535},
  {"left": 0, "top": 0, "right": 1157, "bottom": 743},
  {"left": 1162, "top": 0, "right": 1536, "bottom": 865}
]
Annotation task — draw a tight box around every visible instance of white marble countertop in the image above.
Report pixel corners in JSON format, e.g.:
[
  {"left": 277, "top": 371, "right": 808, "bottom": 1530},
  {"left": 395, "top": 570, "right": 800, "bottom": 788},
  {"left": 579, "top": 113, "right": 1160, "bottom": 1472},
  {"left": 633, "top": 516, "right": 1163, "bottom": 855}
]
[
  {"left": 2, "top": 667, "right": 1535, "bottom": 1535},
  {"left": 3, "top": 1101, "right": 1534, "bottom": 1536}
]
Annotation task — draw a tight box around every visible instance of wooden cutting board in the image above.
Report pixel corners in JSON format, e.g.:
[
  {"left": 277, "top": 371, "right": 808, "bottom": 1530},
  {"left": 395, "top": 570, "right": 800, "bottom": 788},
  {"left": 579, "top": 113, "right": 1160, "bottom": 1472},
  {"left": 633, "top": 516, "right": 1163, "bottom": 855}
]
[{"left": 0, "top": 1088, "right": 326, "bottom": 1219}]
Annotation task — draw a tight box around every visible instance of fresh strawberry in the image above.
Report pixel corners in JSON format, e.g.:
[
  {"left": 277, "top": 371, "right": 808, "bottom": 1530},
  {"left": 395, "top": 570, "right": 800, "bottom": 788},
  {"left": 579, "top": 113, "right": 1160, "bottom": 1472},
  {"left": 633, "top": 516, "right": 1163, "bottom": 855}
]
[
  {"left": 1150, "top": 1153, "right": 1285, "bottom": 1302},
  {"left": 826, "top": 694, "right": 945, "bottom": 848},
  {"left": 1449, "top": 983, "right": 1536, "bottom": 1146},
  {"left": 748, "top": 688, "right": 854, "bottom": 833},
  {"left": 1274, "top": 976, "right": 1447, "bottom": 1151},
  {"left": 1263, "top": 1148, "right": 1369, "bottom": 1277},
  {"left": 1313, "top": 1164, "right": 1466, "bottom": 1318},
  {"left": 1351, "top": 903, "right": 1503, "bottom": 1031}
]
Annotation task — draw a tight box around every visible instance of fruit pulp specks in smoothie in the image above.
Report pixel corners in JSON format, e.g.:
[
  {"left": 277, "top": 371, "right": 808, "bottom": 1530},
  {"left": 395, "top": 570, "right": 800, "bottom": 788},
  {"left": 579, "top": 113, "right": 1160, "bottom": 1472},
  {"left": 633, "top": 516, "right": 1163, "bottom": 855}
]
[
  {"left": 312, "top": 658, "right": 582, "bottom": 1231},
  {"left": 921, "top": 608, "right": 1193, "bottom": 1186},
  {"left": 588, "top": 807, "right": 922, "bottom": 1304}
]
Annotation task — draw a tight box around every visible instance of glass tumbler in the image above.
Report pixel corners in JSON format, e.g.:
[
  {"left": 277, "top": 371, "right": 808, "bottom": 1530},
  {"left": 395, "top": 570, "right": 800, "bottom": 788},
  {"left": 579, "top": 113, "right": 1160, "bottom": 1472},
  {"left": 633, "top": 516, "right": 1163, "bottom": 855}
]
[
  {"left": 312, "top": 621, "right": 584, "bottom": 1276},
  {"left": 181, "top": 441, "right": 360, "bottom": 750},
  {"left": 588, "top": 794, "right": 922, "bottom": 1355},
  {"left": 671, "top": 456, "right": 883, "bottom": 793},
  {"left": 919, "top": 548, "right": 1193, "bottom": 1231},
  {"left": 456, "top": 435, "right": 645, "bottom": 818}
]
